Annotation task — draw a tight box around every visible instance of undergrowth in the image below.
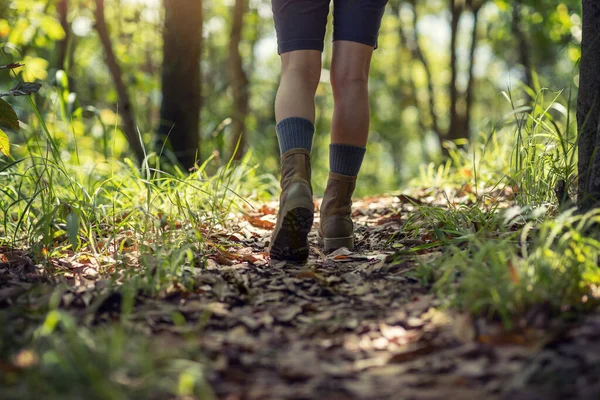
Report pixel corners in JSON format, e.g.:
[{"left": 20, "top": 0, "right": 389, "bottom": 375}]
[
  {"left": 409, "top": 86, "right": 599, "bottom": 326},
  {"left": 0, "top": 68, "right": 271, "bottom": 398}
]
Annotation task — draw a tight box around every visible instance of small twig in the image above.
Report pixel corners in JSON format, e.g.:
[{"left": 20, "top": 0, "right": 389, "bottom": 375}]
[{"left": 0, "top": 63, "right": 24, "bottom": 70}]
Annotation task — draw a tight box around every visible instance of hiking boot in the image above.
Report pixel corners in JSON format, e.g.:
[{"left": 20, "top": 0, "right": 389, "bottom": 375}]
[
  {"left": 319, "top": 172, "right": 357, "bottom": 252},
  {"left": 269, "top": 148, "right": 314, "bottom": 261}
]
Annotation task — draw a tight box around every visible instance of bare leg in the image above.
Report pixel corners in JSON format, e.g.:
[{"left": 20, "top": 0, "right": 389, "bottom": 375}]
[
  {"left": 275, "top": 50, "right": 322, "bottom": 124},
  {"left": 330, "top": 41, "right": 374, "bottom": 147},
  {"left": 270, "top": 50, "right": 321, "bottom": 261}
]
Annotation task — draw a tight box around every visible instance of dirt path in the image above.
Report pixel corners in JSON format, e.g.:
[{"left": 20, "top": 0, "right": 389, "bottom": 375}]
[
  {"left": 172, "top": 196, "right": 600, "bottom": 399},
  {"left": 2, "top": 195, "right": 600, "bottom": 399}
]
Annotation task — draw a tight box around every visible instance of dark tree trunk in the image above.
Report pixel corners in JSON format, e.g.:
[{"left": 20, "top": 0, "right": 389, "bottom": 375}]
[
  {"left": 57, "top": 0, "right": 69, "bottom": 70},
  {"left": 577, "top": 0, "right": 600, "bottom": 211},
  {"left": 159, "top": 0, "right": 203, "bottom": 169},
  {"left": 464, "top": 4, "right": 482, "bottom": 137},
  {"left": 95, "top": 0, "right": 145, "bottom": 163},
  {"left": 447, "top": 0, "right": 466, "bottom": 143},
  {"left": 512, "top": 0, "right": 534, "bottom": 89},
  {"left": 229, "top": 0, "right": 249, "bottom": 161},
  {"left": 57, "top": 0, "right": 77, "bottom": 93},
  {"left": 408, "top": 0, "right": 440, "bottom": 141}
]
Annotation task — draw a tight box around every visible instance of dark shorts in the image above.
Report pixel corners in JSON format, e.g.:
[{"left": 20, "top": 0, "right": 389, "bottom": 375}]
[{"left": 272, "top": 0, "right": 388, "bottom": 54}]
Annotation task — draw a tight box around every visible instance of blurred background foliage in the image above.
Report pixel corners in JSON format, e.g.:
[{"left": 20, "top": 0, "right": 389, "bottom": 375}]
[{"left": 0, "top": 0, "right": 583, "bottom": 197}]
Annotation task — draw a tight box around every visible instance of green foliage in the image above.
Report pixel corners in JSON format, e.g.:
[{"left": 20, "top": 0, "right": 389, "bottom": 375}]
[
  {"left": 0, "top": 0, "right": 585, "bottom": 194},
  {"left": 0, "top": 127, "right": 9, "bottom": 155},
  {"left": 405, "top": 91, "right": 597, "bottom": 326},
  {"left": 424, "top": 207, "right": 600, "bottom": 327}
]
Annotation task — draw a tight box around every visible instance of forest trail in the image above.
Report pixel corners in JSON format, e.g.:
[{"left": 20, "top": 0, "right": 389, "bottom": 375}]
[
  {"left": 193, "top": 195, "right": 600, "bottom": 399},
  {"left": 2, "top": 194, "right": 600, "bottom": 399}
]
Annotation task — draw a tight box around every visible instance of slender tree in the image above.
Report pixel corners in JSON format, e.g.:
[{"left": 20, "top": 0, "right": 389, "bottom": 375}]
[
  {"left": 577, "top": 0, "right": 600, "bottom": 211},
  {"left": 447, "top": 0, "right": 465, "bottom": 143},
  {"left": 57, "top": 0, "right": 69, "bottom": 71},
  {"left": 159, "top": 0, "right": 203, "bottom": 169},
  {"left": 228, "top": 0, "right": 249, "bottom": 161},
  {"left": 445, "top": 0, "right": 485, "bottom": 149},
  {"left": 511, "top": 0, "right": 534, "bottom": 90},
  {"left": 95, "top": 0, "right": 145, "bottom": 162},
  {"left": 407, "top": 0, "right": 440, "bottom": 141},
  {"left": 464, "top": 0, "right": 484, "bottom": 138}
]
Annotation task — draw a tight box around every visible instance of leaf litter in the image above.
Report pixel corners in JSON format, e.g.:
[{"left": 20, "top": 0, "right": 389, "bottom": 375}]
[{"left": 1, "top": 189, "right": 600, "bottom": 399}]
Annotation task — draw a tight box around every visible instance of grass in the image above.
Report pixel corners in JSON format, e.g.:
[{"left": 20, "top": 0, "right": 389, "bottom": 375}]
[{"left": 404, "top": 86, "right": 600, "bottom": 327}]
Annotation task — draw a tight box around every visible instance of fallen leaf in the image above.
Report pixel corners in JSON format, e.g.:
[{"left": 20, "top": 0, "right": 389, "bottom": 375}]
[
  {"left": 397, "top": 194, "right": 423, "bottom": 205},
  {"left": 258, "top": 205, "right": 276, "bottom": 215},
  {"left": 388, "top": 343, "right": 438, "bottom": 363},
  {"left": 376, "top": 212, "right": 402, "bottom": 225},
  {"left": 244, "top": 215, "right": 275, "bottom": 230}
]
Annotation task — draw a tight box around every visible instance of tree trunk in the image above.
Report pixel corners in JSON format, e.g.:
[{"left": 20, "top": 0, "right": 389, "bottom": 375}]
[
  {"left": 447, "top": 0, "right": 466, "bottom": 143},
  {"left": 228, "top": 0, "right": 249, "bottom": 161},
  {"left": 408, "top": 0, "right": 440, "bottom": 141},
  {"left": 511, "top": 0, "right": 534, "bottom": 90},
  {"left": 159, "top": 0, "right": 203, "bottom": 169},
  {"left": 57, "top": 0, "right": 69, "bottom": 71},
  {"left": 95, "top": 0, "right": 145, "bottom": 163},
  {"left": 464, "top": 5, "right": 482, "bottom": 138},
  {"left": 577, "top": 0, "right": 600, "bottom": 211}
]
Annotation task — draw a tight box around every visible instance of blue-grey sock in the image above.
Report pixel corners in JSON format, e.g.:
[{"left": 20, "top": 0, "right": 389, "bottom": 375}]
[
  {"left": 276, "top": 117, "right": 314, "bottom": 156},
  {"left": 329, "top": 144, "right": 366, "bottom": 177}
]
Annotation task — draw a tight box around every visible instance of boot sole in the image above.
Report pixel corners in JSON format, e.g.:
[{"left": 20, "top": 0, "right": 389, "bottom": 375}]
[
  {"left": 319, "top": 235, "right": 354, "bottom": 253},
  {"left": 269, "top": 207, "right": 314, "bottom": 261}
]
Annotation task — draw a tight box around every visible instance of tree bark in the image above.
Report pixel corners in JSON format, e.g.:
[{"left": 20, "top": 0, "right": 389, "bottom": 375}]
[
  {"left": 228, "top": 0, "right": 249, "bottom": 161},
  {"left": 408, "top": 0, "right": 440, "bottom": 141},
  {"left": 577, "top": 0, "right": 600, "bottom": 211},
  {"left": 159, "top": 0, "right": 203, "bottom": 169},
  {"left": 447, "top": 0, "right": 466, "bottom": 143},
  {"left": 57, "top": 0, "right": 69, "bottom": 70},
  {"left": 464, "top": 4, "right": 482, "bottom": 137},
  {"left": 511, "top": 0, "right": 534, "bottom": 89},
  {"left": 95, "top": 0, "right": 145, "bottom": 163}
]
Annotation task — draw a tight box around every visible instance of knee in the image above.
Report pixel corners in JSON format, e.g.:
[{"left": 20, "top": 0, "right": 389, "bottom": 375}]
[
  {"left": 281, "top": 54, "right": 322, "bottom": 90},
  {"left": 331, "top": 66, "right": 369, "bottom": 98}
]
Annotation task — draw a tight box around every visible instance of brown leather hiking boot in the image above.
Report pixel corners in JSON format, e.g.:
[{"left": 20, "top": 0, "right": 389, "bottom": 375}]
[
  {"left": 318, "top": 172, "right": 357, "bottom": 252},
  {"left": 269, "top": 148, "right": 314, "bottom": 261}
]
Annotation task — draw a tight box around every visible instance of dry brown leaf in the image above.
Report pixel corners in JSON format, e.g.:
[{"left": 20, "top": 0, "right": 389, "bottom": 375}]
[
  {"left": 457, "top": 183, "right": 473, "bottom": 197},
  {"left": 258, "top": 205, "right": 277, "bottom": 215},
  {"left": 295, "top": 271, "right": 318, "bottom": 279},
  {"left": 376, "top": 212, "right": 402, "bottom": 226},
  {"left": 388, "top": 343, "right": 438, "bottom": 363},
  {"left": 508, "top": 261, "right": 519, "bottom": 284},
  {"left": 244, "top": 215, "right": 275, "bottom": 230},
  {"left": 478, "top": 333, "right": 527, "bottom": 346}
]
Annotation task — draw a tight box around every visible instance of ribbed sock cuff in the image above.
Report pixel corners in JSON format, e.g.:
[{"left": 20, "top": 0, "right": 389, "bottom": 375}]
[
  {"left": 276, "top": 117, "right": 314, "bottom": 156},
  {"left": 329, "top": 144, "right": 366, "bottom": 177}
]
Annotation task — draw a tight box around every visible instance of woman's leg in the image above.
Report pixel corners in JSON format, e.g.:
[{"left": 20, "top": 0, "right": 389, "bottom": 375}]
[
  {"left": 319, "top": 1, "right": 387, "bottom": 252},
  {"left": 269, "top": 0, "right": 329, "bottom": 261},
  {"left": 275, "top": 50, "right": 322, "bottom": 124},
  {"left": 330, "top": 41, "right": 374, "bottom": 149}
]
